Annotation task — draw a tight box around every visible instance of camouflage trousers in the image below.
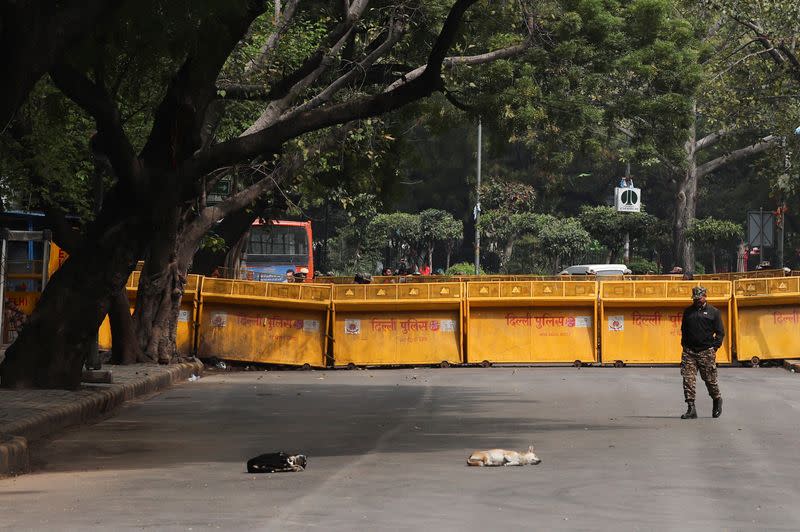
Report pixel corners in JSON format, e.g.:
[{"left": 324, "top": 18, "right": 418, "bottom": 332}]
[{"left": 681, "top": 347, "right": 721, "bottom": 403}]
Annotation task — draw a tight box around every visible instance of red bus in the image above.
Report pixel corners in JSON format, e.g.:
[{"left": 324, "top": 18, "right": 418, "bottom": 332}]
[{"left": 239, "top": 220, "right": 314, "bottom": 282}]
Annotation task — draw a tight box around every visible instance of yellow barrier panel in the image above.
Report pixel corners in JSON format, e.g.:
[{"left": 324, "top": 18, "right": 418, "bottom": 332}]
[
  {"left": 98, "top": 315, "right": 112, "bottom": 350},
  {"left": 98, "top": 273, "right": 202, "bottom": 356},
  {"left": 465, "top": 281, "right": 598, "bottom": 365},
  {"left": 197, "top": 279, "right": 331, "bottom": 367},
  {"left": 331, "top": 282, "right": 463, "bottom": 367},
  {"left": 2, "top": 291, "right": 40, "bottom": 343},
  {"left": 696, "top": 269, "right": 787, "bottom": 282},
  {"left": 314, "top": 274, "right": 601, "bottom": 285},
  {"left": 733, "top": 277, "right": 800, "bottom": 363},
  {"left": 599, "top": 281, "right": 732, "bottom": 365},
  {"left": 627, "top": 275, "right": 682, "bottom": 281}
]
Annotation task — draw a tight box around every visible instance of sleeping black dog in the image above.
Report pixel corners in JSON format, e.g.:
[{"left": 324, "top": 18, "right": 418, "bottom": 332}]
[{"left": 247, "top": 452, "right": 307, "bottom": 473}]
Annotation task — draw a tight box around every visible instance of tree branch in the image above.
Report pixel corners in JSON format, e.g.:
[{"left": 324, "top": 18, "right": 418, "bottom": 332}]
[
  {"left": 42, "top": 206, "right": 82, "bottom": 254},
  {"left": 232, "top": 0, "right": 372, "bottom": 110},
  {"left": 217, "top": 61, "right": 413, "bottom": 101},
  {"left": 140, "top": 2, "right": 265, "bottom": 169},
  {"left": 778, "top": 43, "right": 800, "bottom": 81},
  {"left": 696, "top": 135, "right": 780, "bottom": 178},
  {"left": 733, "top": 17, "right": 800, "bottom": 84},
  {"left": 385, "top": 42, "right": 529, "bottom": 91},
  {"left": 49, "top": 63, "right": 142, "bottom": 187},
  {"left": 16, "top": 149, "right": 84, "bottom": 253},
  {"left": 443, "top": 89, "right": 474, "bottom": 112},
  {"left": 242, "top": 23, "right": 358, "bottom": 135},
  {"left": 215, "top": 83, "right": 273, "bottom": 100},
  {"left": 241, "top": 1, "right": 378, "bottom": 135},
  {"left": 186, "top": 0, "right": 480, "bottom": 177},
  {"left": 280, "top": 18, "right": 407, "bottom": 122},
  {"left": 695, "top": 128, "right": 732, "bottom": 151},
  {"left": 0, "top": 0, "right": 120, "bottom": 129},
  {"left": 244, "top": 0, "right": 301, "bottom": 75},
  {"left": 181, "top": 122, "right": 358, "bottom": 267}
]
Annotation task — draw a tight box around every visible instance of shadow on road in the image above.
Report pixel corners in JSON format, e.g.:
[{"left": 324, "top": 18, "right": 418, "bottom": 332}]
[{"left": 30, "top": 379, "right": 640, "bottom": 474}]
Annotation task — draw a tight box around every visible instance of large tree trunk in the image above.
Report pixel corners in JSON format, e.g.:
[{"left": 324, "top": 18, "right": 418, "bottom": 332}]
[
  {"left": 670, "top": 103, "right": 777, "bottom": 273},
  {"left": 134, "top": 261, "right": 184, "bottom": 364},
  {"left": 674, "top": 166, "right": 698, "bottom": 272},
  {"left": 0, "top": 212, "right": 145, "bottom": 389},
  {"left": 133, "top": 204, "right": 184, "bottom": 364},
  {"left": 674, "top": 109, "right": 698, "bottom": 272},
  {"left": 108, "top": 287, "right": 142, "bottom": 365},
  {"left": 133, "top": 196, "right": 250, "bottom": 363}
]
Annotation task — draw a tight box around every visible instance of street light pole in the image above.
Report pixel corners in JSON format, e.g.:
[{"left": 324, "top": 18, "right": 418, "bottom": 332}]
[
  {"left": 623, "top": 160, "right": 631, "bottom": 263},
  {"left": 474, "top": 118, "right": 482, "bottom": 275}
]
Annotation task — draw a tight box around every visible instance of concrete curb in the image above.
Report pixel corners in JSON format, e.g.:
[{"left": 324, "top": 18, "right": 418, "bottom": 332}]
[{"left": 0, "top": 360, "right": 203, "bottom": 477}]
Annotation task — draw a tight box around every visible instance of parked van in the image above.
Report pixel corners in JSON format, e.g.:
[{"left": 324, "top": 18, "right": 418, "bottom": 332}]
[{"left": 559, "top": 264, "right": 631, "bottom": 276}]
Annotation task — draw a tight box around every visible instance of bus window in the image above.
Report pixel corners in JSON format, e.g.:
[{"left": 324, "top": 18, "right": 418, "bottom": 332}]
[
  {"left": 241, "top": 221, "right": 313, "bottom": 281},
  {"left": 247, "top": 225, "right": 309, "bottom": 257}
]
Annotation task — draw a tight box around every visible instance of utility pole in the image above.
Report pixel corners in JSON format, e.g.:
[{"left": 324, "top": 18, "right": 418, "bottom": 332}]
[
  {"left": 777, "top": 202, "right": 785, "bottom": 269},
  {"left": 474, "top": 118, "right": 482, "bottom": 275},
  {"left": 759, "top": 206, "right": 764, "bottom": 267},
  {"left": 623, "top": 160, "right": 631, "bottom": 263}
]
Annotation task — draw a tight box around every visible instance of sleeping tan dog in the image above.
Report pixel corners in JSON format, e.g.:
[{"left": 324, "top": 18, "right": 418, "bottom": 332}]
[{"left": 467, "top": 445, "right": 541, "bottom": 467}]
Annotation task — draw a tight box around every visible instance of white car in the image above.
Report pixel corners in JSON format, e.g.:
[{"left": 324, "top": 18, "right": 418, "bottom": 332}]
[{"left": 559, "top": 264, "right": 631, "bottom": 276}]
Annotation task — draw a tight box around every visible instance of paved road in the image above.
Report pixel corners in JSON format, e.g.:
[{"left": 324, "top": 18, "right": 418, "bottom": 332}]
[{"left": 2, "top": 367, "right": 800, "bottom": 531}]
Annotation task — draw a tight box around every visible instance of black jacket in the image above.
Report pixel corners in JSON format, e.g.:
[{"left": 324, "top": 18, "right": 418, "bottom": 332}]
[{"left": 681, "top": 302, "right": 725, "bottom": 351}]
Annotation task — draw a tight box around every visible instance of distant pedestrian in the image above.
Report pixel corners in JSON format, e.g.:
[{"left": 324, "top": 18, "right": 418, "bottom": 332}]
[
  {"left": 285, "top": 269, "right": 295, "bottom": 283},
  {"left": 679, "top": 286, "right": 724, "bottom": 419},
  {"left": 397, "top": 260, "right": 409, "bottom": 275},
  {"left": 618, "top": 176, "right": 634, "bottom": 188},
  {"left": 293, "top": 268, "right": 307, "bottom": 283},
  {"left": 354, "top": 272, "right": 372, "bottom": 284}
]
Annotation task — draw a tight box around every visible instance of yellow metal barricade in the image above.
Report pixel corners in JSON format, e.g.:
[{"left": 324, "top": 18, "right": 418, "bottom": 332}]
[
  {"left": 626, "top": 275, "right": 682, "bottom": 281},
  {"left": 179, "top": 274, "right": 203, "bottom": 355},
  {"left": 697, "top": 269, "right": 787, "bottom": 282},
  {"left": 2, "top": 291, "right": 41, "bottom": 343},
  {"left": 197, "top": 279, "right": 331, "bottom": 367},
  {"left": 733, "top": 277, "right": 800, "bottom": 364},
  {"left": 466, "top": 280, "right": 598, "bottom": 365},
  {"left": 98, "top": 272, "right": 202, "bottom": 356},
  {"left": 599, "top": 281, "right": 732, "bottom": 365},
  {"left": 331, "top": 282, "right": 463, "bottom": 367}
]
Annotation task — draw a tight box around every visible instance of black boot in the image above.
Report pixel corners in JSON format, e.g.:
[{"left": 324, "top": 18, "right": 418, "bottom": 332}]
[
  {"left": 712, "top": 397, "right": 722, "bottom": 418},
  {"left": 681, "top": 402, "right": 697, "bottom": 419}
]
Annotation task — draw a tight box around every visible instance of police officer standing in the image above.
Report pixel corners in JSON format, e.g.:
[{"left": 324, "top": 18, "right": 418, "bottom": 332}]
[{"left": 680, "top": 286, "right": 724, "bottom": 419}]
